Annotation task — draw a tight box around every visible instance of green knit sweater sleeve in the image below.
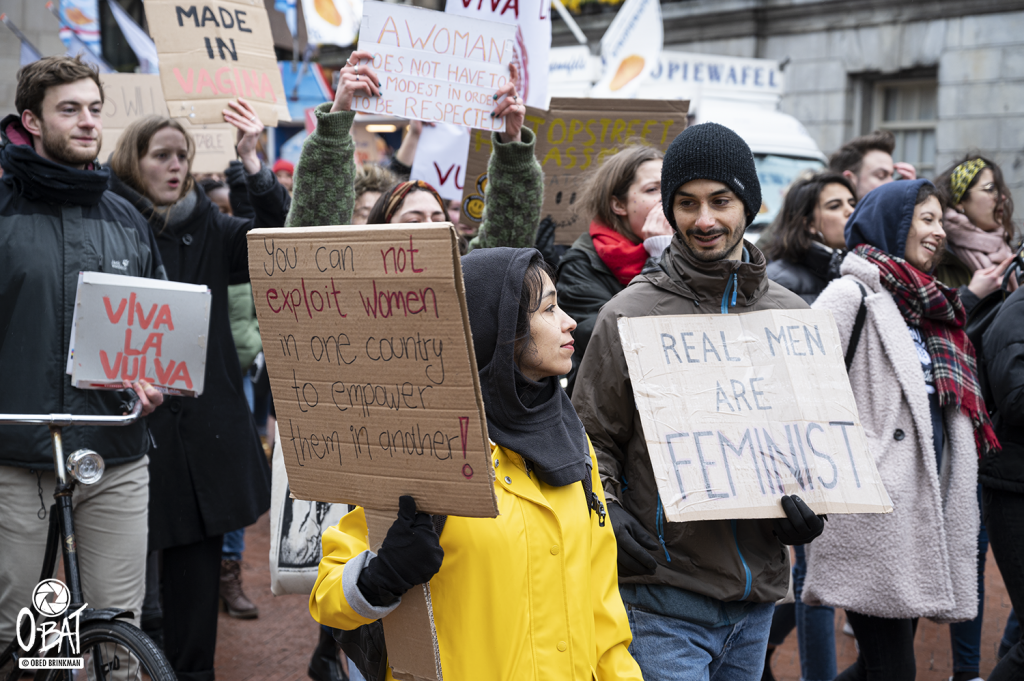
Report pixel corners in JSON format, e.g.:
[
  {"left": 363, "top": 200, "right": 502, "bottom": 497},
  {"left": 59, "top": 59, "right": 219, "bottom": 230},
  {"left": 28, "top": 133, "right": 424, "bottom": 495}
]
[
  {"left": 285, "top": 103, "right": 357, "bottom": 228},
  {"left": 473, "top": 126, "right": 543, "bottom": 249}
]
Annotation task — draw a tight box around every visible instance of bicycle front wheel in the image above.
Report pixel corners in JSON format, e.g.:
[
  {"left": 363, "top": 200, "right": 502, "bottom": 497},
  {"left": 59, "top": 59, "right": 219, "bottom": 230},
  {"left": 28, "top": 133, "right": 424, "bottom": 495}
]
[{"left": 39, "top": 619, "right": 175, "bottom": 681}]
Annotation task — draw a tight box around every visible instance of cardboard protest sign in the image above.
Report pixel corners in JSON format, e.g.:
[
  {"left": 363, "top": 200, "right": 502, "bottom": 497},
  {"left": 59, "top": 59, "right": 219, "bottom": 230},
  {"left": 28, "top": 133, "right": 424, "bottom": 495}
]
[
  {"left": 247, "top": 224, "right": 498, "bottom": 518},
  {"left": 99, "top": 74, "right": 236, "bottom": 173},
  {"left": 410, "top": 123, "right": 471, "bottom": 203},
  {"left": 67, "top": 272, "right": 211, "bottom": 397},
  {"left": 617, "top": 309, "right": 893, "bottom": 523},
  {"left": 145, "top": 0, "right": 291, "bottom": 125},
  {"left": 353, "top": 1, "right": 515, "bottom": 131},
  {"left": 462, "top": 97, "right": 689, "bottom": 244}
]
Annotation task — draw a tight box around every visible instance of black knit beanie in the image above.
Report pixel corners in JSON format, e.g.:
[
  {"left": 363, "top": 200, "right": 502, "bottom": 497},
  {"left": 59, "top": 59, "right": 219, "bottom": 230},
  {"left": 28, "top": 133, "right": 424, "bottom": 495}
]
[{"left": 661, "top": 122, "right": 762, "bottom": 228}]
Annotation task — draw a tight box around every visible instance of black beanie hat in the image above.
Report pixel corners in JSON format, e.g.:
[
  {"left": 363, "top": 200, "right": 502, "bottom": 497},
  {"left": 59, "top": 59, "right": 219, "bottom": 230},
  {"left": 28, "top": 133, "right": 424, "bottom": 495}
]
[{"left": 661, "top": 122, "right": 762, "bottom": 228}]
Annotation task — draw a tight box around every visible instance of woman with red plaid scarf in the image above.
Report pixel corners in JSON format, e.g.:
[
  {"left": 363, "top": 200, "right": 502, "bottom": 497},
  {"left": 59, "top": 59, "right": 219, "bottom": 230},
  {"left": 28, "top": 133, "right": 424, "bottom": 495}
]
[{"left": 801, "top": 178, "right": 998, "bottom": 681}]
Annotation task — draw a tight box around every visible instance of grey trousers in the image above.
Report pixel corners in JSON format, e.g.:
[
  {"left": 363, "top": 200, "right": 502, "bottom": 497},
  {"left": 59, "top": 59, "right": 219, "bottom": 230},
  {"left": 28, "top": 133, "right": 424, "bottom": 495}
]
[{"left": 0, "top": 456, "right": 149, "bottom": 646}]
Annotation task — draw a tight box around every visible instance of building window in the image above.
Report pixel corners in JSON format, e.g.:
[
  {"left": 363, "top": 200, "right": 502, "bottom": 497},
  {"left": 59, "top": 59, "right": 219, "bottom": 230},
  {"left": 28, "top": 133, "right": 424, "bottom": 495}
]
[{"left": 873, "top": 80, "right": 937, "bottom": 178}]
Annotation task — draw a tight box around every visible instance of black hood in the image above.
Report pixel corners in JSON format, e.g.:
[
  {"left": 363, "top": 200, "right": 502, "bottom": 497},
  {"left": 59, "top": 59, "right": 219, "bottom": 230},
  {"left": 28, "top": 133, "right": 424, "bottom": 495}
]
[
  {"left": 0, "top": 113, "right": 109, "bottom": 206},
  {"left": 461, "top": 247, "right": 590, "bottom": 487}
]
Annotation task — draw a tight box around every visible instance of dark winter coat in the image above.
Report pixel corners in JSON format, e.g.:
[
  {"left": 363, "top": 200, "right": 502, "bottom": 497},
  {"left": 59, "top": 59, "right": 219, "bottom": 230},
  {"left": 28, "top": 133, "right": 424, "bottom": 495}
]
[
  {"left": 980, "top": 285, "right": 1024, "bottom": 494},
  {"left": 0, "top": 115, "right": 164, "bottom": 471},
  {"left": 556, "top": 232, "right": 624, "bottom": 396},
  {"left": 572, "top": 236, "right": 807, "bottom": 604},
  {"left": 765, "top": 242, "right": 844, "bottom": 304},
  {"left": 108, "top": 168, "right": 288, "bottom": 550}
]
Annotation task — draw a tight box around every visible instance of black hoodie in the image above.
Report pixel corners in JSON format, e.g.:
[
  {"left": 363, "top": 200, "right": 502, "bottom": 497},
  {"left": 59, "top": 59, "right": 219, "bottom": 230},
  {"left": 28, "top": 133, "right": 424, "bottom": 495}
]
[
  {"left": 0, "top": 114, "right": 164, "bottom": 471},
  {"left": 461, "top": 247, "right": 590, "bottom": 487}
]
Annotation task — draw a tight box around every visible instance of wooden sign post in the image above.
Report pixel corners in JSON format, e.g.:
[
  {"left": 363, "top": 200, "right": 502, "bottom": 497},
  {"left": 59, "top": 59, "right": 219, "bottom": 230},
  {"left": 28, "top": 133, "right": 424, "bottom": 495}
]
[{"left": 617, "top": 309, "right": 893, "bottom": 522}]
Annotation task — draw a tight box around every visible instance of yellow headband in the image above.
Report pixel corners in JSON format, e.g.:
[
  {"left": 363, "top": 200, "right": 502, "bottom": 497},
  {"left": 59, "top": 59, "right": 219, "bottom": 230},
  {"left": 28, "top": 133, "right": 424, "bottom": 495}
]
[{"left": 950, "top": 159, "right": 987, "bottom": 206}]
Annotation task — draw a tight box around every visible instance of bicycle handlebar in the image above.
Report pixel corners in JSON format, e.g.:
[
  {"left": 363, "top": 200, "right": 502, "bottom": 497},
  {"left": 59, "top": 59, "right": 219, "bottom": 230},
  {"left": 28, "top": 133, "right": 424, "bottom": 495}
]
[{"left": 0, "top": 397, "right": 144, "bottom": 427}]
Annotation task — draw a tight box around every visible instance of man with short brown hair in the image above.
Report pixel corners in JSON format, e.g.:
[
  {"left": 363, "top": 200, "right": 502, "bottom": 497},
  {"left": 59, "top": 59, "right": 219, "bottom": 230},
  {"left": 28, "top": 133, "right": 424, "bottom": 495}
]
[
  {"left": 0, "top": 56, "right": 164, "bottom": 649},
  {"left": 828, "top": 129, "right": 917, "bottom": 199}
]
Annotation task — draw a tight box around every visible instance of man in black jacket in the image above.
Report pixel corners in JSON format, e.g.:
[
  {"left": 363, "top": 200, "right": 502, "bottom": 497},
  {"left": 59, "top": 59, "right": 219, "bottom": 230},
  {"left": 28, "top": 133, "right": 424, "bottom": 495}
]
[{"left": 0, "top": 56, "right": 164, "bottom": 648}]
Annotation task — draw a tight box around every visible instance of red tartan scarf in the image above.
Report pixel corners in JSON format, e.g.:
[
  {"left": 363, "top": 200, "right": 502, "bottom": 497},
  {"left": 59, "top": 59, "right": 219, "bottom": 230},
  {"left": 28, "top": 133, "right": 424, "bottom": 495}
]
[
  {"left": 590, "top": 222, "right": 647, "bottom": 286},
  {"left": 854, "top": 244, "right": 1000, "bottom": 456}
]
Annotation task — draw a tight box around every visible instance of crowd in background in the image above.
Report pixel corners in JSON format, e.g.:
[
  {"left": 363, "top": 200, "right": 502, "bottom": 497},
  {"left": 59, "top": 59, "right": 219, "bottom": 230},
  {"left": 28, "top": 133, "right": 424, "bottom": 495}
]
[{"left": 1, "top": 53, "right": 1023, "bottom": 681}]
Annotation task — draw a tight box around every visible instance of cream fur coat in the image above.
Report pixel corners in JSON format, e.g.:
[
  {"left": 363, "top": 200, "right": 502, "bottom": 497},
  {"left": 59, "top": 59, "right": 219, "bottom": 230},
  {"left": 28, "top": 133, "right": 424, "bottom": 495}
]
[{"left": 803, "top": 253, "right": 979, "bottom": 623}]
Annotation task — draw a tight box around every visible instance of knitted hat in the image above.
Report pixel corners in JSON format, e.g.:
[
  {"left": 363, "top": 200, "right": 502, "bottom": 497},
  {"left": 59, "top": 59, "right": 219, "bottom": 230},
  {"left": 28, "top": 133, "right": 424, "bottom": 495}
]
[
  {"left": 661, "top": 122, "right": 762, "bottom": 228},
  {"left": 272, "top": 159, "right": 294, "bottom": 175}
]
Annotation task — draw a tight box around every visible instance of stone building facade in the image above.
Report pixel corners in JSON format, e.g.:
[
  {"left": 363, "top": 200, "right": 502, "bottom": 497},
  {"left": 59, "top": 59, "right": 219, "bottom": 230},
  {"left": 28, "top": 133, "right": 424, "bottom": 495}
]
[{"left": 555, "top": 0, "right": 1024, "bottom": 223}]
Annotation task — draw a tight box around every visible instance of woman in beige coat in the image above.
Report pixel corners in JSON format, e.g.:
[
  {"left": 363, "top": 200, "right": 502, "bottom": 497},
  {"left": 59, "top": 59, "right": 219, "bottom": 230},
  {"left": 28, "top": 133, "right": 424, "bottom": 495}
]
[{"left": 805, "top": 179, "right": 996, "bottom": 681}]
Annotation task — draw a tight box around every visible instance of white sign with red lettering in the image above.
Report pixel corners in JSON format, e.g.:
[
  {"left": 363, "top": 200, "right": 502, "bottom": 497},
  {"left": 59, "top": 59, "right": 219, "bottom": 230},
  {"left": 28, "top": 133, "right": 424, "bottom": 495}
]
[
  {"left": 353, "top": 1, "right": 516, "bottom": 131},
  {"left": 410, "top": 123, "right": 471, "bottom": 203},
  {"left": 67, "top": 272, "right": 212, "bottom": 397}
]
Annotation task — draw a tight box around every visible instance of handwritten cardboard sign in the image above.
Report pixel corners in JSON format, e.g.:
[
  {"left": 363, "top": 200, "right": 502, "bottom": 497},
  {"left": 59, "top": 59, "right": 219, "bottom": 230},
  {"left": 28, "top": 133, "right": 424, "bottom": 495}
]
[
  {"left": 67, "top": 272, "right": 211, "bottom": 397},
  {"left": 99, "top": 74, "right": 236, "bottom": 173},
  {"left": 353, "top": 1, "right": 515, "bottom": 131},
  {"left": 617, "top": 309, "right": 893, "bottom": 522},
  {"left": 145, "top": 0, "right": 291, "bottom": 125},
  {"left": 247, "top": 224, "right": 498, "bottom": 518},
  {"left": 462, "top": 97, "right": 689, "bottom": 244}
]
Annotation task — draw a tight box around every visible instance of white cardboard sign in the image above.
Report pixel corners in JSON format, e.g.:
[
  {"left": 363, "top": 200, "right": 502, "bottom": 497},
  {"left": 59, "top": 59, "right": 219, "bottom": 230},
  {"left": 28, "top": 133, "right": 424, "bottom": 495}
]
[
  {"left": 410, "top": 123, "right": 471, "bottom": 203},
  {"left": 353, "top": 1, "right": 515, "bottom": 131},
  {"left": 617, "top": 309, "right": 893, "bottom": 522}
]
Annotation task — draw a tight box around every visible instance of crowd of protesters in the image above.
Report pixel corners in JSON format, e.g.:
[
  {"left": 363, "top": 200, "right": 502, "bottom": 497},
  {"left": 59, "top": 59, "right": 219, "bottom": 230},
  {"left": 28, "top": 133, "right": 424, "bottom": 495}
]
[{"left": 1, "top": 52, "right": 1022, "bottom": 681}]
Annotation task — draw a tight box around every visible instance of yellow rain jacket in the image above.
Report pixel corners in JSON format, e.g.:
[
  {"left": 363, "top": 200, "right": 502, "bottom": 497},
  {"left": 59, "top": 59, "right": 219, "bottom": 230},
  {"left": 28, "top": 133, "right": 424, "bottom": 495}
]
[{"left": 310, "top": 440, "right": 643, "bottom": 681}]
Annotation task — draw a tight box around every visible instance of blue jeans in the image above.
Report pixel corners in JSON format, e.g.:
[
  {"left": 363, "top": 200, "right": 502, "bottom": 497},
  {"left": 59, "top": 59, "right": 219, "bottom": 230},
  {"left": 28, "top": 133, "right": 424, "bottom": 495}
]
[
  {"left": 222, "top": 527, "right": 245, "bottom": 562},
  {"left": 793, "top": 544, "right": 837, "bottom": 681},
  {"left": 949, "top": 485, "right": 989, "bottom": 675},
  {"left": 626, "top": 601, "right": 774, "bottom": 681}
]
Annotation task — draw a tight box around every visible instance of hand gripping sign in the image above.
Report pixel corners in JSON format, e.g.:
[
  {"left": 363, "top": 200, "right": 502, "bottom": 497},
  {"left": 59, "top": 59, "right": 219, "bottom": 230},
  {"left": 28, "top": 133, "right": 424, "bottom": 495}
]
[
  {"left": 617, "top": 309, "right": 893, "bottom": 522},
  {"left": 353, "top": 1, "right": 516, "bottom": 131}
]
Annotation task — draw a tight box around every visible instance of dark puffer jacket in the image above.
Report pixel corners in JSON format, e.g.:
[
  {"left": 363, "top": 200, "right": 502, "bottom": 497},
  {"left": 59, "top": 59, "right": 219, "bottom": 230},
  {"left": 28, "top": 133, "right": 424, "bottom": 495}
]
[
  {"left": 765, "top": 242, "right": 844, "bottom": 305},
  {"left": 556, "top": 232, "right": 624, "bottom": 396},
  {"left": 980, "top": 285, "right": 1024, "bottom": 494},
  {"left": 0, "top": 115, "right": 164, "bottom": 471}
]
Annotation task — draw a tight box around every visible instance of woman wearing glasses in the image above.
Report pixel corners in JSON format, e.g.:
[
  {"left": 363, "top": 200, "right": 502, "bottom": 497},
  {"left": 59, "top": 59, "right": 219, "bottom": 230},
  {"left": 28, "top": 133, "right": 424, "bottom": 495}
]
[{"left": 934, "top": 155, "right": 1019, "bottom": 310}]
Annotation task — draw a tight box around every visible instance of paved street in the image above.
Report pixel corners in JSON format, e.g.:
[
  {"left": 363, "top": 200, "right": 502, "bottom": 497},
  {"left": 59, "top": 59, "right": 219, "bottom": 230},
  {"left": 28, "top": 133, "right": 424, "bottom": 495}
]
[{"left": 217, "top": 512, "right": 1013, "bottom": 681}]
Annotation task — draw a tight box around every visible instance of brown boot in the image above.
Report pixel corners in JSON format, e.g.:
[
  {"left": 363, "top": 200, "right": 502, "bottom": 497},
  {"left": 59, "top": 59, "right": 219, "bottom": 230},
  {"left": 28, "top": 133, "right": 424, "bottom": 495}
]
[{"left": 220, "top": 559, "right": 259, "bottom": 619}]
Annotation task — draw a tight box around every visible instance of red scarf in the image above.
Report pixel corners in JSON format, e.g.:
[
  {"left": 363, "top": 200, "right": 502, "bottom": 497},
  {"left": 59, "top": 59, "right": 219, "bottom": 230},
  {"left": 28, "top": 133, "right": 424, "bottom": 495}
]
[
  {"left": 853, "top": 244, "right": 1000, "bottom": 456},
  {"left": 590, "top": 222, "right": 647, "bottom": 286}
]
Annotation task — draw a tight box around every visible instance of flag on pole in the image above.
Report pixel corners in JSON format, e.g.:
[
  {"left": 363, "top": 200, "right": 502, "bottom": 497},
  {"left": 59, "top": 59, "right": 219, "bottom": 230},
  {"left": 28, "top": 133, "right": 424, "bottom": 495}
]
[
  {"left": 590, "top": 0, "right": 663, "bottom": 98},
  {"left": 300, "top": 0, "right": 360, "bottom": 48},
  {"left": 275, "top": 0, "right": 298, "bottom": 38},
  {"left": 106, "top": 0, "right": 159, "bottom": 73},
  {"left": 1, "top": 13, "right": 44, "bottom": 66}
]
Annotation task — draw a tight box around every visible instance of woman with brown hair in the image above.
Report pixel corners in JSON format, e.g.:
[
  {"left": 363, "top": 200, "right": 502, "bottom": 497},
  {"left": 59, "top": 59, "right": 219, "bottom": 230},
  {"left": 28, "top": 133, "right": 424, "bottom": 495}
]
[
  {"left": 935, "top": 155, "right": 1018, "bottom": 310},
  {"left": 760, "top": 172, "right": 857, "bottom": 304},
  {"left": 107, "top": 98, "right": 290, "bottom": 681},
  {"left": 555, "top": 145, "right": 674, "bottom": 395}
]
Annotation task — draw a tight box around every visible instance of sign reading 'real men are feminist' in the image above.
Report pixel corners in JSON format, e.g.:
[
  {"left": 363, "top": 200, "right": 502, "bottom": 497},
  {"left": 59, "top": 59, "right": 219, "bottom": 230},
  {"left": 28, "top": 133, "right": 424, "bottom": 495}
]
[
  {"left": 353, "top": 1, "right": 516, "bottom": 131},
  {"left": 618, "top": 309, "right": 893, "bottom": 523},
  {"left": 145, "top": 0, "right": 291, "bottom": 125},
  {"left": 247, "top": 224, "right": 498, "bottom": 519}
]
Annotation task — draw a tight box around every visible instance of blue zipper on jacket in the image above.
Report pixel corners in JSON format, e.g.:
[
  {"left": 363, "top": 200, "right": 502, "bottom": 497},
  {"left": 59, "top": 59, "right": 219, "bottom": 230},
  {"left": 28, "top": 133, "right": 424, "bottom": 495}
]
[
  {"left": 721, "top": 273, "right": 738, "bottom": 314},
  {"left": 731, "top": 519, "right": 753, "bottom": 600},
  {"left": 656, "top": 494, "right": 671, "bottom": 562}
]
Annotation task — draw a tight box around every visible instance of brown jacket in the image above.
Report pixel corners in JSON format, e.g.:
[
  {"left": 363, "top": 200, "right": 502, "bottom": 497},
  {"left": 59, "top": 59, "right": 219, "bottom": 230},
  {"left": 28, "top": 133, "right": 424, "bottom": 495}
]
[{"left": 572, "top": 237, "right": 808, "bottom": 603}]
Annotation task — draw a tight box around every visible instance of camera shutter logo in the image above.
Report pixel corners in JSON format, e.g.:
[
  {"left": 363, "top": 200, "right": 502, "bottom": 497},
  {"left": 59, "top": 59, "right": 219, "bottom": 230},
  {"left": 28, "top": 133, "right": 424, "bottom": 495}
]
[{"left": 32, "top": 579, "right": 70, "bottom": 618}]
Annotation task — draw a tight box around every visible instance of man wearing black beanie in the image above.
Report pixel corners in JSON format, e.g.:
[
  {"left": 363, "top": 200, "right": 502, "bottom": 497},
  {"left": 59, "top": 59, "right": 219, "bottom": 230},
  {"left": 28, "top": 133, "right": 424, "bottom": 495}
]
[{"left": 572, "top": 122, "right": 824, "bottom": 681}]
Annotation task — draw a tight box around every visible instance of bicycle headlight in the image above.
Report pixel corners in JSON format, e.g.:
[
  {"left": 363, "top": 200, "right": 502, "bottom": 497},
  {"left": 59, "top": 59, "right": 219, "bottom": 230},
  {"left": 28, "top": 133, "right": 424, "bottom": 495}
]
[{"left": 66, "top": 449, "right": 105, "bottom": 485}]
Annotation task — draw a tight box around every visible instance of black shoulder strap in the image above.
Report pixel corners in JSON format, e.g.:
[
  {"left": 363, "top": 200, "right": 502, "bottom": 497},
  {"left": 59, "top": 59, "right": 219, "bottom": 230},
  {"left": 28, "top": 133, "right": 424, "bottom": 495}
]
[{"left": 845, "top": 282, "right": 868, "bottom": 372}]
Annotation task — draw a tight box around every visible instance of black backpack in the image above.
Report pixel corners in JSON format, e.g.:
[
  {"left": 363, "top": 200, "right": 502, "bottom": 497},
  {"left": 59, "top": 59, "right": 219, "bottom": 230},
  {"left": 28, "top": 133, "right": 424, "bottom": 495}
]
[{"left": 964, "top": 247, "right": 1024, "bottom": 410}]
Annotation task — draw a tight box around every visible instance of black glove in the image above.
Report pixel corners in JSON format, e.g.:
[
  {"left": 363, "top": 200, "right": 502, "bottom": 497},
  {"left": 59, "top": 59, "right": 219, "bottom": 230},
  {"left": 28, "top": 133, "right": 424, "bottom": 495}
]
[
  {"left": 357, "top": 496, "right": 444, "bottom": 607},
  {"left": 607, "top": 501, "right": 660, "bottom": 577},
  {"left": 772, "top": 495, "right": 826, "bottom": 546}
]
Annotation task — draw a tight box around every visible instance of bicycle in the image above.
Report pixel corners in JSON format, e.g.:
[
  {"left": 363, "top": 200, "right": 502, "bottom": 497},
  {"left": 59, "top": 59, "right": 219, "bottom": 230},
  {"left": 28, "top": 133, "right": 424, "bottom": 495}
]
[{"left": 0, "top": 394, "right": 176, "bottom": 681}]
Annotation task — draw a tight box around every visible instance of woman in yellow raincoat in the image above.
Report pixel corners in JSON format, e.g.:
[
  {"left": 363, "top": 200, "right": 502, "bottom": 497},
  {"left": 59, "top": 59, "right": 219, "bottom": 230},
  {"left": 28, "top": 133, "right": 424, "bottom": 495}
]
[{"left": 310, "top": 248, "right": 643, "bottom": 681}]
